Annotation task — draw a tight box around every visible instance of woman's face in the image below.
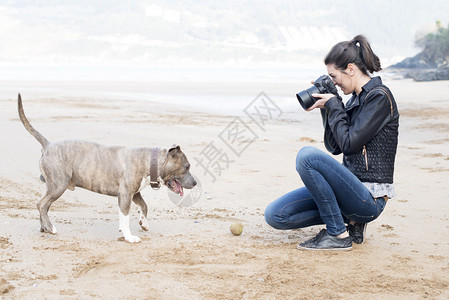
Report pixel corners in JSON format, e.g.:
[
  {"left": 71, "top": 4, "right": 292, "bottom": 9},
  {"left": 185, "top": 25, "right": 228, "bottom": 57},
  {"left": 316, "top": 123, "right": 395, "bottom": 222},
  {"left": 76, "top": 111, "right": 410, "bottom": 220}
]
[{"left": 326, "top": 64, "right": 353, "bottom": 95}]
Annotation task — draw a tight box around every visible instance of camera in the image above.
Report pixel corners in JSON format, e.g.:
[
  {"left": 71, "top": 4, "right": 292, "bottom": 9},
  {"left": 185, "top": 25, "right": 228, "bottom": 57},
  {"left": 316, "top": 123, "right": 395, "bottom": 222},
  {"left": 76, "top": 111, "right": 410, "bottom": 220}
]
[{"left": 296, "top": 75, "right": 339, "bottom": 110}]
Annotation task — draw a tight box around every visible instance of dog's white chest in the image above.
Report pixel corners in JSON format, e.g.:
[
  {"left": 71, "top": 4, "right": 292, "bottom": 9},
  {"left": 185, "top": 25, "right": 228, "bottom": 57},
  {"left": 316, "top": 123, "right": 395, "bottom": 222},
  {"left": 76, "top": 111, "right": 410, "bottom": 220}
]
[{"left": 138, "top": 176, "right": 152, "bottom": 192}]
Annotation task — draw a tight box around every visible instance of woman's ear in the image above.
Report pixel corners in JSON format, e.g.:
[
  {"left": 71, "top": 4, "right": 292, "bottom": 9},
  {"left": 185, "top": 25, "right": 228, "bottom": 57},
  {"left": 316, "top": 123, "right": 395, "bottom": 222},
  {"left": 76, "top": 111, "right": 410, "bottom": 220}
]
[
  {"left": 346, "top": 63, "right": 360, "bottom": 76},
  {"left": 346, "top": 63, "right": 357, "bottom": 76}
]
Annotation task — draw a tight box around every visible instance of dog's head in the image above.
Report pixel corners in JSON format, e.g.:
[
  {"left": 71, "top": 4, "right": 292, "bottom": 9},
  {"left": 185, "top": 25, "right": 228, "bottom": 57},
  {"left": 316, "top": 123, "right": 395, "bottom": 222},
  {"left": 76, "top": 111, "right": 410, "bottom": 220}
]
[{"left": 161, "top": 146, "right": 197, "bottom": 196}]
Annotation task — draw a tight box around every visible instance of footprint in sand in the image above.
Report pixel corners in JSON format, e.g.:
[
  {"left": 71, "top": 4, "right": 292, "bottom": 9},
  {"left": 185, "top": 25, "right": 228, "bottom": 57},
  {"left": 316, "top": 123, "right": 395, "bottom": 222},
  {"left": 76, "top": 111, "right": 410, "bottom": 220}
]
[
  {"left": 0, "top": 278, "right": 15, "bottom": 295},
  {"left": 380, "top": 224, "right": 394, "bottom": 231}
]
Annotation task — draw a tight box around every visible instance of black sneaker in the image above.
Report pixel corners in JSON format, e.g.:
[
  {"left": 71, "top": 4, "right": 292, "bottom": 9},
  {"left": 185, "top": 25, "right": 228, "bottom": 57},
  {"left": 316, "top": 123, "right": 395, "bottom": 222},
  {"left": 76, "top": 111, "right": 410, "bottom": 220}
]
[
  {"left": 348, "top": 223, "right": 367, "bottom": 244},
  {"left": 304, "top": 229, "right": 327, "bottom": 244},
  {"left": 297, "top": 230, "right": 352, "bottom": 251}
]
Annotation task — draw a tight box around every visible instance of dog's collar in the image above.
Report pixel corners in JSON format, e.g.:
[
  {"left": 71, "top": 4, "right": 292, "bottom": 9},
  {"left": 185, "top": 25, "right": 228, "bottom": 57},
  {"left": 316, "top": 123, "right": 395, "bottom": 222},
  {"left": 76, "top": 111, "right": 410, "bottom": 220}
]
[{"left": 150, "top": 147, "right": 161, "bottom": 190}]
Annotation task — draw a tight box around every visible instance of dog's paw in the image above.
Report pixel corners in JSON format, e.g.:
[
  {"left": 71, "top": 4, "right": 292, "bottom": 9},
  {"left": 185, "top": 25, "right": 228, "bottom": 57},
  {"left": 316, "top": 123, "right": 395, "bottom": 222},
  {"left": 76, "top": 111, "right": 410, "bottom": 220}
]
[
  {"left": 41, "top": 225, "right": 58, "bottom": 235},
  {"left": 125, "top": 235, "right": 141, "bottom": 243},
  {"left": 139, "top": 218, "right": 149, "bottom": 231},
  {"left": 50, "top": 226, "right": 58, "bottom": 235}
]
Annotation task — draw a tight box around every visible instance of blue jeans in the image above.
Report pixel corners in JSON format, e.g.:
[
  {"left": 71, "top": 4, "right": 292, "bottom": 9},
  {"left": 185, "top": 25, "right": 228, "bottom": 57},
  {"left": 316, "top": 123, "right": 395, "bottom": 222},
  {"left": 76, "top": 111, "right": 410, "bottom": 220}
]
[{"left": 265, "top": 146, "right": 387, "bottom": 236}]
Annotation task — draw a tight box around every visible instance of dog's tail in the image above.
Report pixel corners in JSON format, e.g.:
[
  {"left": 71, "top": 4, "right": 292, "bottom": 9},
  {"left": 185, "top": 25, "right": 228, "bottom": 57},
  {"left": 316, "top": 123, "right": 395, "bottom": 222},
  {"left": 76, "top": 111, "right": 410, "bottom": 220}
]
[{"left": 18, "top": 94, "right": 50, "bottom": 148}]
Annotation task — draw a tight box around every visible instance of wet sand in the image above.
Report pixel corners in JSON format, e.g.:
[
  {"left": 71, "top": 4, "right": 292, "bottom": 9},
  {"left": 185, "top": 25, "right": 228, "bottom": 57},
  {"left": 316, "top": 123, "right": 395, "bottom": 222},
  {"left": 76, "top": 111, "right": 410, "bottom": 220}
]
[{"left": 1, "top": 78, "right": 448, "bottom": 299}]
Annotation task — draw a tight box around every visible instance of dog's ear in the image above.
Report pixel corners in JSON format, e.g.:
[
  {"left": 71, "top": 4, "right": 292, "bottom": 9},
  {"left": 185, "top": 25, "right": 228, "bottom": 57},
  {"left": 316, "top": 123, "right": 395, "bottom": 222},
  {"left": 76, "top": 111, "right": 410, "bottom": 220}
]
[
  {"left": 169, "top": 145, "right": 181, "bottom": 152},
  {"left": 168, "top": 145, "right": 181, "bottom": 156}
]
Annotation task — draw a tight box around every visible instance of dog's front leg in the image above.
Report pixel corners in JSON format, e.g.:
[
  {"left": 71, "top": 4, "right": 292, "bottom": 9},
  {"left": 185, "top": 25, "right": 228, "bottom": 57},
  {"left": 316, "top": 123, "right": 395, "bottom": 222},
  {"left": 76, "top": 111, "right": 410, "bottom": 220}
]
[
  {"left": 118, "top": 193, "right": 141, "bottom": 243},
  {"left": 133, "top": 192, "right": 149, "bottom": 231}
]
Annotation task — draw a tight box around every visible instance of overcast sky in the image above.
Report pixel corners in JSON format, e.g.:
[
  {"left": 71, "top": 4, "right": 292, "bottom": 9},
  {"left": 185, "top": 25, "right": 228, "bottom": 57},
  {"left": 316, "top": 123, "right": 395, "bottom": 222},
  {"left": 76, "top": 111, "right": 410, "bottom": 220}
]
[{"left": 1, "top": 0, "right": 448, "bottom": 80}]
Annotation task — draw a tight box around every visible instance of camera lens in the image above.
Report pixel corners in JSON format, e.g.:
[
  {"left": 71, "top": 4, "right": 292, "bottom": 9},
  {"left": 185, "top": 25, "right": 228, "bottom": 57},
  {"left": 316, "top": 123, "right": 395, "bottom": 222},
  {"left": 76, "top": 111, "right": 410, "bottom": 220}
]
[{"left": 296, "top": 85, "right": 320, "bottom": 110}]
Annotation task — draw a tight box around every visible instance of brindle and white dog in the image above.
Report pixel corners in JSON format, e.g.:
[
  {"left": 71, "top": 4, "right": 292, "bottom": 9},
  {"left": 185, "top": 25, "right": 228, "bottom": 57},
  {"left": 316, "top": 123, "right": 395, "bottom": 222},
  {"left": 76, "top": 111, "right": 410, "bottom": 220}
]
[{"left": 18, "top": 94, "right": 196, "bottom": 243}]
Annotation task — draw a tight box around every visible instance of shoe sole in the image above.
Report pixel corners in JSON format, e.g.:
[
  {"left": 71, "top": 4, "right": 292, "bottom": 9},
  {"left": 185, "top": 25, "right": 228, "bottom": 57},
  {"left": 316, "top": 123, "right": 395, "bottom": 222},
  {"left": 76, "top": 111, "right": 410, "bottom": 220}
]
[{"left": 296, "top": 244, "right": 353, "bottom": 251}]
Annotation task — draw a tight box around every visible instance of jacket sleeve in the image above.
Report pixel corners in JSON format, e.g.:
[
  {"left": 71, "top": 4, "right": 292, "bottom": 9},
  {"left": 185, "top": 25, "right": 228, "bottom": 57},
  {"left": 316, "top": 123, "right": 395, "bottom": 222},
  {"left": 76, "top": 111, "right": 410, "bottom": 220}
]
[
  {"left": 324, "top": 91, "right": 393, "bottom": 155},
  {"left": 320, "top": 108, "right": 342, "bottom": 155}
]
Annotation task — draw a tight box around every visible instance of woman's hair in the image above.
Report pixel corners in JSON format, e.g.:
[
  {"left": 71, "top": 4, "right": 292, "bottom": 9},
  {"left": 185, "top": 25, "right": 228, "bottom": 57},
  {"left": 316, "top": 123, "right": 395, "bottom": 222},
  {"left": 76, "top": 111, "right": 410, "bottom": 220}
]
[{"left": 324, "top": 35, "right": 382, "bottom": 75}]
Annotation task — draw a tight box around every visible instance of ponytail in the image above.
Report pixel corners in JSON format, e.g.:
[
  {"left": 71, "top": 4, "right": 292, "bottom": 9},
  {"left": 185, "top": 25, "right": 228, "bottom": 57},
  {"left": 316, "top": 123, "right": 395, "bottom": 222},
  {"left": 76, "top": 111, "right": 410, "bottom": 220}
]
[{"left": 324, "top": 35, "right": 382, "bottom": 75}]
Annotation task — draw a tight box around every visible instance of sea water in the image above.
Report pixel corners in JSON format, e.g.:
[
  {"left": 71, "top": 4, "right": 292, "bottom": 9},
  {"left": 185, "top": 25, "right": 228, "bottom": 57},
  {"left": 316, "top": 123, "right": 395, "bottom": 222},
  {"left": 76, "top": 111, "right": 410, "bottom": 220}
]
[{"left": 0, "top": 65, "right": 325, "bottom": 117}]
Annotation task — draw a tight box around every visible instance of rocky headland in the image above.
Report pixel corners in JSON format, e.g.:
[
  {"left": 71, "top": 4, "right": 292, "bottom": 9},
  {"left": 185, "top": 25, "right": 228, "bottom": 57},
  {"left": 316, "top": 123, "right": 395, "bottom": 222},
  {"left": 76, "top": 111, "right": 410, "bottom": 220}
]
[
  {"left": 388, "top": 53, "right": 449, "bottom": 81},
  {"left": 388, "top": 22, "right": 449, "bottom": 81}
]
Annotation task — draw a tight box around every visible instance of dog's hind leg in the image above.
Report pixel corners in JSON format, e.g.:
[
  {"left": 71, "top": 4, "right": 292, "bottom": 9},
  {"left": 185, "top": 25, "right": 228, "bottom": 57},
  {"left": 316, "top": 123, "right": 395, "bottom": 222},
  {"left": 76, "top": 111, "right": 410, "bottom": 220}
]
[
  {"left": 37, "top": 162, "right": 70, "bottom": 234},
  {"left": 132, "top": 192, "right": 149, "bottom": 231},
  {"left": 37, "top": 186, "right": 66, "bottom": 234},
  {"left": 118, "top": 192, "right": 141, "bottom": 243}
]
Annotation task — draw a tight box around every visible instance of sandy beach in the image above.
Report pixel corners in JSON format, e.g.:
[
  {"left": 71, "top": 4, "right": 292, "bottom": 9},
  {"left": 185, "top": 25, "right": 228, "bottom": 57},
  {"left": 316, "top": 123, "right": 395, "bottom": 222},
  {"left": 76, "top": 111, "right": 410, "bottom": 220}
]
[{"left": 1, "top": 77, "right": 449, "bottom": 299}]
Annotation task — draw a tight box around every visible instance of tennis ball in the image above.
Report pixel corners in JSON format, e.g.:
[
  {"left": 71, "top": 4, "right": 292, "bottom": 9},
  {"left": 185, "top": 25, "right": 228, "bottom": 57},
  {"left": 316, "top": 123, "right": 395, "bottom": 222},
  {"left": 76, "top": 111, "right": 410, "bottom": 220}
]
[{"left": 230, "top": 222, "right": 243, "bottom": 236}]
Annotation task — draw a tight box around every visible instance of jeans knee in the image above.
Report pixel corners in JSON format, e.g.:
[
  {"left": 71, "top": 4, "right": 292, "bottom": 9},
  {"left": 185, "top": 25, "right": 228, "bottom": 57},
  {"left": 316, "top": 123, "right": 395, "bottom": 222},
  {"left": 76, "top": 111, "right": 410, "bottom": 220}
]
[
  {"left": 296, "top": 146, "right": 317, "bottom": 173},
  {"left": 264, "top": 204, "right": 285, "bottom": 230}
]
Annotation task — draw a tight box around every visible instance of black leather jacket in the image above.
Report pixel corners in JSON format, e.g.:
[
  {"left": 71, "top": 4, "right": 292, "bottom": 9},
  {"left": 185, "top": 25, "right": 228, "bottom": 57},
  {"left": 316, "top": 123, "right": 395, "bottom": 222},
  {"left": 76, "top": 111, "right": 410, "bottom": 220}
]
[{"left": 321, "top": 77, "right": 399, "bottom": 183}]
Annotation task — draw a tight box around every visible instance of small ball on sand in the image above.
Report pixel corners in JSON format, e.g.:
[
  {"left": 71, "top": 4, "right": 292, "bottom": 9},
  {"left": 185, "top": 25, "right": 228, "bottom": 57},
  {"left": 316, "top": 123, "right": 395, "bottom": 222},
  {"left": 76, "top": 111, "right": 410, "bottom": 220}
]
[{"left": 230, "top": 222, "right": 243, "bottom": 236}]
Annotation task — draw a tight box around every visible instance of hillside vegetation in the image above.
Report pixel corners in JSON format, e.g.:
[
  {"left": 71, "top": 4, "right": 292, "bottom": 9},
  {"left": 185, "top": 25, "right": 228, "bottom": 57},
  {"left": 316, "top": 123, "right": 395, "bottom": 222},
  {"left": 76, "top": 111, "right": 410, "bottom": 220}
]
[{"left": 415, "top": 20, "right": 449, "bottom": 67}]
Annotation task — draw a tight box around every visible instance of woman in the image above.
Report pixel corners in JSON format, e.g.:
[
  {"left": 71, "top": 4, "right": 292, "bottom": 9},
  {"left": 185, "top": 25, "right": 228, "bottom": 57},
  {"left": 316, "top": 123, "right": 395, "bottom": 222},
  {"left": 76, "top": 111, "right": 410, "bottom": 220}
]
[{"left": 265, "top": 35, "right": 399, "bottom": 251}]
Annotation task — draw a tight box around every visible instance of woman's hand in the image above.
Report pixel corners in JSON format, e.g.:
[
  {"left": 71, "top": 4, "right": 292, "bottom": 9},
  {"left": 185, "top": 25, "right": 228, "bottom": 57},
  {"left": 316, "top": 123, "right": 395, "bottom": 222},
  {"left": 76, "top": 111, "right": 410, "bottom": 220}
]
[{"left": 306, "top": 93, "right": 335, "bottom": 111}]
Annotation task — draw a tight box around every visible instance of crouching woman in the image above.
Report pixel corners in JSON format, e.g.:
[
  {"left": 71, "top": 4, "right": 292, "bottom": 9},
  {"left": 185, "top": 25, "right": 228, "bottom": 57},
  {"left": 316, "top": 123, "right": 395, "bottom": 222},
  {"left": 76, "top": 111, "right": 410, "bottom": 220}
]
[{"left": 265, "top": 35, "right": 399, "bottom": 251}]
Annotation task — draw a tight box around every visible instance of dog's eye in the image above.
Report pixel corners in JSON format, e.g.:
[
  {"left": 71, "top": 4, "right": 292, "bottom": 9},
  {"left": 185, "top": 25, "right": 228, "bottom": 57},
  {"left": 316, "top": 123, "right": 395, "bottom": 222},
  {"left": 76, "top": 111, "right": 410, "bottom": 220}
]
[{"left": 186, "top": 165, "right": 190, "bottom": 171}]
